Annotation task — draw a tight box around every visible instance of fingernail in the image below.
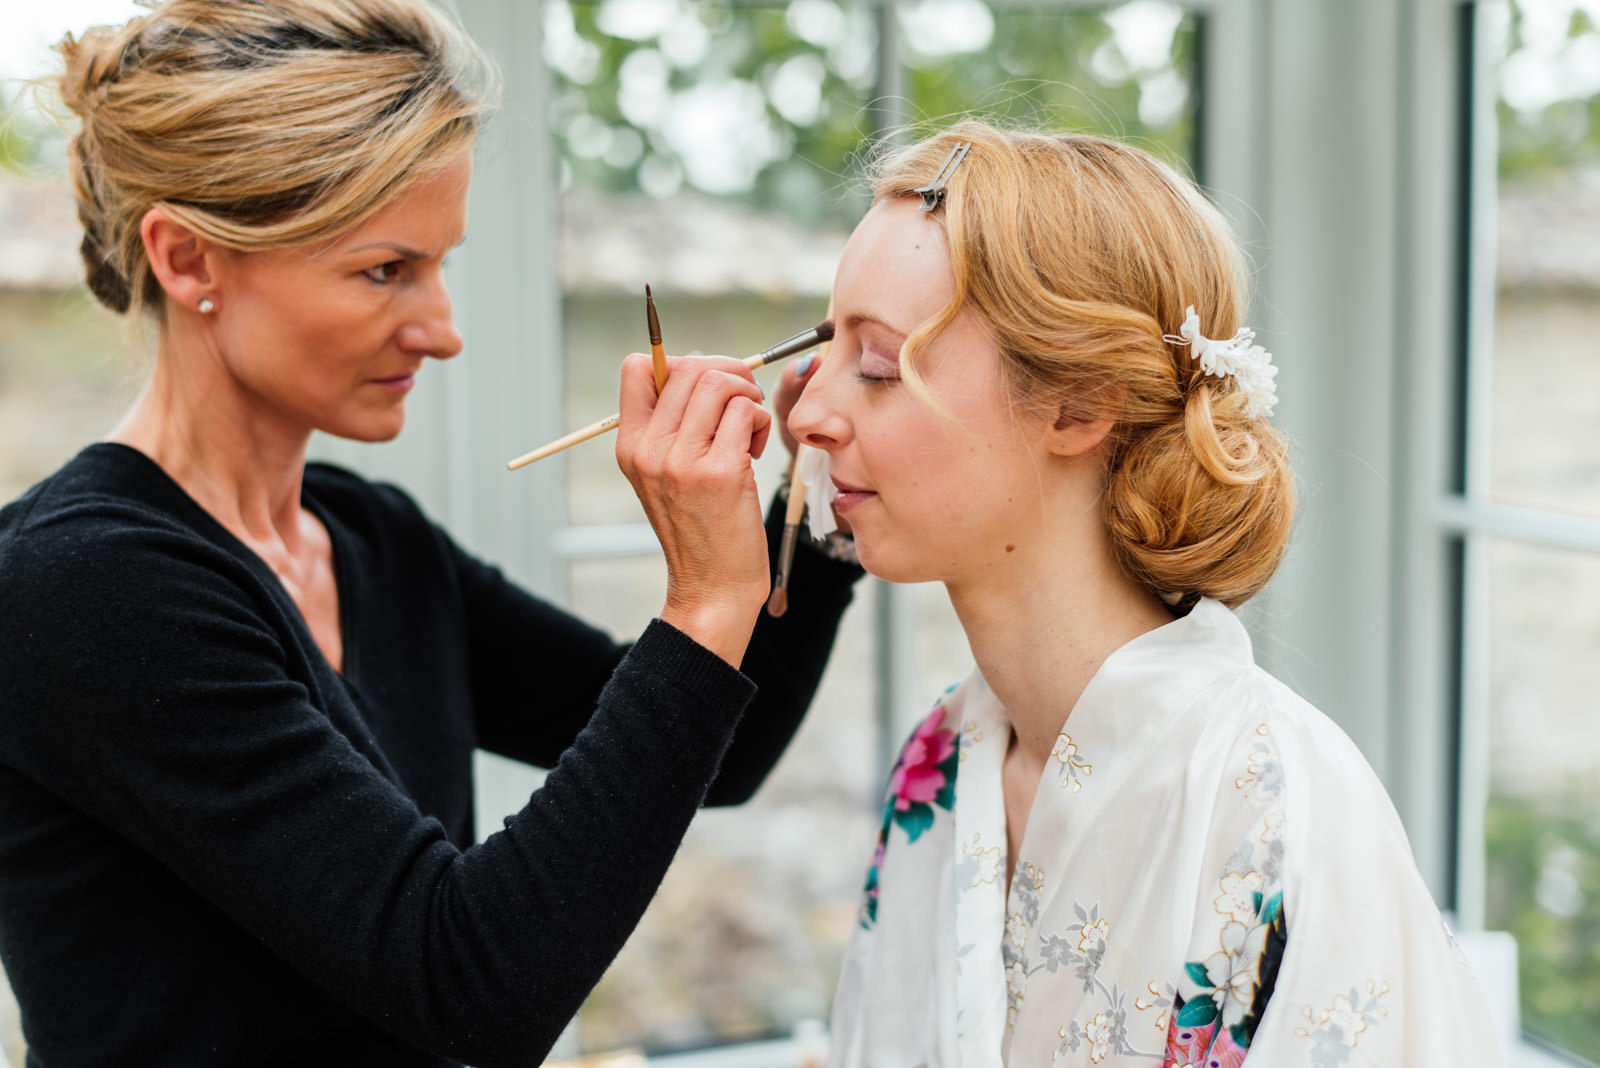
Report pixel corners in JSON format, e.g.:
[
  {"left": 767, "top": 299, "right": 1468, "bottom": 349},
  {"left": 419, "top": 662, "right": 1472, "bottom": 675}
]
[{"left": 795, "top": 354, "right": 816, "bottom": 377}]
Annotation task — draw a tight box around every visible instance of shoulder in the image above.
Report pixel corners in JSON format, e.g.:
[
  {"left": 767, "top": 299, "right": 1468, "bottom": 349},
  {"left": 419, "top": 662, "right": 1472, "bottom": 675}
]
[
  {"left": 1237, "top": 667, "right": 1391, "bottom": 803},
  {"left": 1, "top": 445, "right": 244, "bottom": 601},
  {"left": 1184, "top": 665, "right": 1400, "bottom": 846},
  {"left": 0, "top": 452, "right": 300, "bottom": 747}
]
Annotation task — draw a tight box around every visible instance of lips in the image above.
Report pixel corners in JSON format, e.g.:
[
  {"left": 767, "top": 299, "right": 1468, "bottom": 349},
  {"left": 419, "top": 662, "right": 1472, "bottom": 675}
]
[
  {"left": 373, "top": 370, "right": 418, "bottom": 391},
  {"left": 830, "top": 475, "right": 876, "bottom": 514}
]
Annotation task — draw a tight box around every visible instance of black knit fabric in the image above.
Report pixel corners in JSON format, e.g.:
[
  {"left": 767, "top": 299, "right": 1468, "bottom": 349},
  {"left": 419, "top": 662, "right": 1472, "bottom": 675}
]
[{"left": 0, "top": 443, "right": 861, "bottom": 1067}]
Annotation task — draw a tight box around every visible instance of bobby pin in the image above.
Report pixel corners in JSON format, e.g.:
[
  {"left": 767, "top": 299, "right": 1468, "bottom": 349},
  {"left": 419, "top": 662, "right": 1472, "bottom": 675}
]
[{"left": 913, "top": 141, "right": 971, "bottom": 211}]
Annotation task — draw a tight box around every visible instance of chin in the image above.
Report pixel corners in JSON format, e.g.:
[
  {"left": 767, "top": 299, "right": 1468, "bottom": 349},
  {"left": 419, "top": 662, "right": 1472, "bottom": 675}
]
[
  {"left": 324, "top": 415, "right": 406, "bottom": 443},
  {"left": 851, "top": 541, "right": 927, "bottom": 586}
]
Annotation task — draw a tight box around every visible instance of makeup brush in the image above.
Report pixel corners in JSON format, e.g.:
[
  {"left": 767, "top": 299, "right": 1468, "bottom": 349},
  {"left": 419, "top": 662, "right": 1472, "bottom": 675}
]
[
  {"left": 764, "top": 453, "right": 811, "bottom": 618},
  {"left": 645, "top": 284, "right": 668, "bottom": 393},
  {"left": 766, "top": 306, "right": 834, "bottom": 617},
  {"left": 505, "top": 321, "right": 835, "bottom": 470}
]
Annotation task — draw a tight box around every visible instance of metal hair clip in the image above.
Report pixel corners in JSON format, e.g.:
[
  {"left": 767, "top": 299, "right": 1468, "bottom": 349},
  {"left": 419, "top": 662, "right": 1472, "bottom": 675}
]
[{"left": 912, "top": 141, "right": 971, "bottom": 211}]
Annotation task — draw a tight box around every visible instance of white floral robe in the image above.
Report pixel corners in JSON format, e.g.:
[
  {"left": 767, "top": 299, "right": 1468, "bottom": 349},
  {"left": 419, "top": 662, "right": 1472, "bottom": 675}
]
[{"left": 828, "top": 598, "right": 1499, "bottom": 1067}]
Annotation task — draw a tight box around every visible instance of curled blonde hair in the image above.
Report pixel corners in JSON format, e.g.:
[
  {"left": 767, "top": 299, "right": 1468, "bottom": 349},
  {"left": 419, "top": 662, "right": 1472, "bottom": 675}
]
[
  {"left": 873, "top": 122, "right": 1293, "bottom": 608},
  {"left": 52, "top": 0, "right": 498, "bottom": 316}
]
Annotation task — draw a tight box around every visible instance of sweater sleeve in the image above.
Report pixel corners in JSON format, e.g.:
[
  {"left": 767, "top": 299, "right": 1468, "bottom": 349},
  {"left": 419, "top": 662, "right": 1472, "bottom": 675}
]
[
  {"left": 3, "top": 513, "right": 760, "bottom": 1066},
  {"left": 458, "top": 491, "right": 864, "bottom": 804}
]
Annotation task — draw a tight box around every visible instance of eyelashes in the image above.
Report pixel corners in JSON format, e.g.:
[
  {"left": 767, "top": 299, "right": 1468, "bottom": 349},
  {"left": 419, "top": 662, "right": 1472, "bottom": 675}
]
[{"left": 857, "top": 348, "right": 901, "bottom": 382}]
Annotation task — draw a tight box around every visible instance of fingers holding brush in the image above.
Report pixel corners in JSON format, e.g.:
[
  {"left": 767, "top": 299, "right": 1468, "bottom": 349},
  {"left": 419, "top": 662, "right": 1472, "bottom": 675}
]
[{"left": 616, "top": 353, "right": 773, "bottom": 665}]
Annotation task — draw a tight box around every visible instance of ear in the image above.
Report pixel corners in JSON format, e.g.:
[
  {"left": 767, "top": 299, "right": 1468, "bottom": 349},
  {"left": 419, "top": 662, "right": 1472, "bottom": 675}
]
[
  {"left": 139, "top": 207, "right": 218, "bottom": 313},
  {"left": 1046, "top": 408, "right": 1117, "bottom": 458}
]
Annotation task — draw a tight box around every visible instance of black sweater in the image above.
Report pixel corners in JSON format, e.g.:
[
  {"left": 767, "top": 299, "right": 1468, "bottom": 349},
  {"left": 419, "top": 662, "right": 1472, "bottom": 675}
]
[{"left": 0, "top": 443, "right": 861, "bottom": 1067}]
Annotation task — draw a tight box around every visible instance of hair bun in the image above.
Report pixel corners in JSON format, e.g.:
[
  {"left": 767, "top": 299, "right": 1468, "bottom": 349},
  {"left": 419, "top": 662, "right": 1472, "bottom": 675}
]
[{"left": 1105, "top": 383, "right": 1294, "bottom": 608}]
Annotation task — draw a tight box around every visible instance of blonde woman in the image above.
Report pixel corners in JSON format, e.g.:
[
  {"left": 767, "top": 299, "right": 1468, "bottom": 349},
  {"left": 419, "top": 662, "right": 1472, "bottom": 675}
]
[
  {"left": 790, "top": 123, "right": 1498, "bottom": 1066},
  {"left": 0, "top": 2, "right": 861, "bottom": 1064}
]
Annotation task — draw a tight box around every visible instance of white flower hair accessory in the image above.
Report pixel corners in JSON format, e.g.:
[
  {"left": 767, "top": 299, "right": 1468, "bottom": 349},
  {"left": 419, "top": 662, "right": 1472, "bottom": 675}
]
[{"left": 1163, "top": 305, "right": 1279, "bottom": 420}]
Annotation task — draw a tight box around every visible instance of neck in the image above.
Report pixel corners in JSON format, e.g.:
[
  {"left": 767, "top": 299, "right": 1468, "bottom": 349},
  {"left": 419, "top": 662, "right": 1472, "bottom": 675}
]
[
  {"left": 111, "top": 335, "right": 312, "bottom": 548},
  {"left": 946, "top": 514, "right": 1172, "bottom": 767}
]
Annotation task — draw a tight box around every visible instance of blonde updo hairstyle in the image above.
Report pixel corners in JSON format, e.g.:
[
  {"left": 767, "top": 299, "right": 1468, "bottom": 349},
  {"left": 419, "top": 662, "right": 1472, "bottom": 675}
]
[
  {"left": 873, "top": 122, "right": 1293, "bottom": 608},
  {"left": 53, "top": 0, "right": 497, "bottom": 316}
]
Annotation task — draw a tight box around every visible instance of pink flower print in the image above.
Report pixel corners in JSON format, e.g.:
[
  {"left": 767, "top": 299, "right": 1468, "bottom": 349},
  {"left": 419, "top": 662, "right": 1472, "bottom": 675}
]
[
  {"left": 891, "top": 706, "right": 957, "bottom": 811},
  {"left": 1166, "top": 1017, "right": 1217, "bottom": 1064},
  {"left": 1162, "top": 1017, "right": 1248, "bottom": 1068}
]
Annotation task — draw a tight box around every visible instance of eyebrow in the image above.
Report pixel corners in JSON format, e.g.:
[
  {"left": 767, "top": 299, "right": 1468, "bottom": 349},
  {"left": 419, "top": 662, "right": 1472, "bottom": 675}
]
[
  {"left": 844, "top": 312, "right": 909, "bottom": 343},
  {"left": 344, "top": 235, "right": 468, "bottom": 259}
]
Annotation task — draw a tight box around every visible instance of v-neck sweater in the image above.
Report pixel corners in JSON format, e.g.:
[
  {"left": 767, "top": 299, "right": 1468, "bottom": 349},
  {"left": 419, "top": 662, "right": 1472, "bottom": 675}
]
[{"left": 0, "top": 443, "right": 862, "bottom": 1067}]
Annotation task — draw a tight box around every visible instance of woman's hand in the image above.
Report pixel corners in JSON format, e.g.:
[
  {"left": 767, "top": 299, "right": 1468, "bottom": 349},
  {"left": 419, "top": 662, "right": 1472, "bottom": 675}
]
[
  {"left": 771, "top": 351, "right": 820, "bottom": 459},
  {"left": 616, "top": 352, "right": 773, "bottom": 667}
]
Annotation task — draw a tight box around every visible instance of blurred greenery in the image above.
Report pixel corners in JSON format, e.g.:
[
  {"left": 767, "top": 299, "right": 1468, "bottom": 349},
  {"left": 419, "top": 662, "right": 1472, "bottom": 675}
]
[
  {"left": 0, "top": 94, "right": 57, "bottom": 174},
  {"left": 549, "top": 1, "right": 1197, "bottom": 229},
  {"left": 1485, "top": 791, "right": 1600, "bottom": 1062},
  {"left": 1498, "top": 3, "right": 1600, "bottom": 177}
]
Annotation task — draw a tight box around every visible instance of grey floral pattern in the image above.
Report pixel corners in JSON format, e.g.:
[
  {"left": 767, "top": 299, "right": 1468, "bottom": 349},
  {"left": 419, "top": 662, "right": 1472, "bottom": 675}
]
[
  {"left": 1293, "top": 981, "right": 1390, "bottom": 1067},
  {"left": 1001, "top": 880, "right": 1163, "bottom": 1062}
]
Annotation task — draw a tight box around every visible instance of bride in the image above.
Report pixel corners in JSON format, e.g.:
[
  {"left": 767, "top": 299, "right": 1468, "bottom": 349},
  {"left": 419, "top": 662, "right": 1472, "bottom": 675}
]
[{"left": 789, "top": 121, "right": 1499, "bottom": 1067}]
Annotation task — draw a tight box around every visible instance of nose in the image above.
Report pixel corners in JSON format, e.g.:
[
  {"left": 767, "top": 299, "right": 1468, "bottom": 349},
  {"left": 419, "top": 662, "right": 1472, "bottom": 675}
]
[
  {"left": 786, "top": 355, "right": 851, "bottom": 451},
  {"left": 398, "top": 273, "right": 463, "bottom": 360}
]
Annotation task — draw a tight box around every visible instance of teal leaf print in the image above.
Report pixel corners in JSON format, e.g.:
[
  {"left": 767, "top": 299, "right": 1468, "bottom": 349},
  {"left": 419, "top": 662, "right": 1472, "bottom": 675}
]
[
  {"left": 897, "top": 801, "right": 936, "bottom": 843},
  {"left": 1176, "top": 997, "right": 1219, "bottom": 1027}
]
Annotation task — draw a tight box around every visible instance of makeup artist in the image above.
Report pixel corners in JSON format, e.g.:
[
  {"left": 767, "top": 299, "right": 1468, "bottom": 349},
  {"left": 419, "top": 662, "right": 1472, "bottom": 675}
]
[{"left": 0, "top": 2, "right": 861, "bottom": 1066}]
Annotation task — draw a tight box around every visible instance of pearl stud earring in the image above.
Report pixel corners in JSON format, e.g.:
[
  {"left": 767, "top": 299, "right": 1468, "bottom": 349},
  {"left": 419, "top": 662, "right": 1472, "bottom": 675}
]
[{"left": 198, "top": 297, "right": 215, "bottom": 314}]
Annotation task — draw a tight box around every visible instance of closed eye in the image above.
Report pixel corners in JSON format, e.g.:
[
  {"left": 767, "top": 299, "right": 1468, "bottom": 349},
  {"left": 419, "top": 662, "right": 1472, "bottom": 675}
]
[{"left": 857, "top": 347, "right": 902, "bottom": 382}]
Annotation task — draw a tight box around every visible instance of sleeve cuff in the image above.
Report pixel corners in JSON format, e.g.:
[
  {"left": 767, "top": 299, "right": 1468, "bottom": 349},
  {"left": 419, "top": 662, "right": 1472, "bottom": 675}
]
[{"left": 627, "top": 617, "right": 758, "bottom": 727}]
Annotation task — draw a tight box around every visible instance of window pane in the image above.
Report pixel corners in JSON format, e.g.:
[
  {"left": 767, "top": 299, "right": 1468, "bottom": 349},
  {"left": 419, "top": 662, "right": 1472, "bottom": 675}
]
[
  {"left": 1482, "top": 540, "right": 1600, "bottom": 1061},
  {"left": 1491, "top": 2, "right": 1600, "bottom": 518},
  {"left": 551, "top": 1, "right": 1198, "bottom": 1054},
  {"left": 900, "top": 2, "right": 1198, "bottom": 166}
]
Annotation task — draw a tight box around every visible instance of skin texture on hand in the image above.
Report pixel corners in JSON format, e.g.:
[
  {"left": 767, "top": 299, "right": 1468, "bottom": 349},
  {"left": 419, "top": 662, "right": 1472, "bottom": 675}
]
[{"left": 615, "top": 352, "right": 773, "bottom": 667}]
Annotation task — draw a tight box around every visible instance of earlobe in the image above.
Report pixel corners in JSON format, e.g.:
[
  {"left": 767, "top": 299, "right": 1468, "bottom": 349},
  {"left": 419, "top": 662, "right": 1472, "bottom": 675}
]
[{"left": 140, "top": 207, "right": 216, "bottom": 313}]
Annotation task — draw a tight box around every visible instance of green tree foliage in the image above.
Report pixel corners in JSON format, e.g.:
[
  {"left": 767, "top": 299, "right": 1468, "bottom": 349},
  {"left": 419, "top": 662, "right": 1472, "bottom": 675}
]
[
  {"left": 548, "top": 1, "right": 1197, "bottom": 228},
  {"left": 0, "top": 95, "right": 54, "bottom": 174},
  {"left": 1486, "top": 792, "right": 1600, "bottom": 1061},
  {"left": 1497, "top": 2, "right": 1600, "bottom": 177}
]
